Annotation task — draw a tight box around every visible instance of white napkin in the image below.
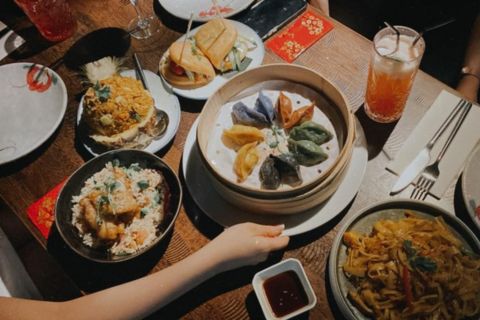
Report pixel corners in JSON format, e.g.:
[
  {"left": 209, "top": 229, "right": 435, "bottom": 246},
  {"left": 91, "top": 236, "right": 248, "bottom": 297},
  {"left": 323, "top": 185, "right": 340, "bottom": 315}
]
[
  {"left": 0, "top": 277, "right": 11, "bottom": 297},
  {"left": 0, "top": 21, "right": 25, "bottom": 61},
  {"left": 388, "top": 90, "right": 480, "bottom": 199}
]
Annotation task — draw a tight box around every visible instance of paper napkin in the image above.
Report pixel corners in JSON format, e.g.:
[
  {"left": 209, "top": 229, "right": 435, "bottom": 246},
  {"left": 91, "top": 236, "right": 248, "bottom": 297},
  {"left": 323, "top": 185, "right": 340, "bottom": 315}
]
[
  {"left": 265, "top": 7, "right": 333, "bottom": 63},
  {"left": 0, "top": 21, "right": 25, "bottom": 61},
  {"left": 27, "top": 180, "right": 66, "bottom": 239},
  {"left": 388, "top": 90, "right": 480, "bottom": 199}
]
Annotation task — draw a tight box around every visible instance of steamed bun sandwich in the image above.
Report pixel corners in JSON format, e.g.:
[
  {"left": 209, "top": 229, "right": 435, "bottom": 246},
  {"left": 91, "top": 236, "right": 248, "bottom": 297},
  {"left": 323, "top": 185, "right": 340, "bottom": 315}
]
[
  {"left": 194, "top": 18, "right": 255, "bottom": 72},
  {"left": 160, "top": 40, "right": 216, "bottom": 89},
  {"left": 80, "top": 57, "right": 158, "bottom": 149}
]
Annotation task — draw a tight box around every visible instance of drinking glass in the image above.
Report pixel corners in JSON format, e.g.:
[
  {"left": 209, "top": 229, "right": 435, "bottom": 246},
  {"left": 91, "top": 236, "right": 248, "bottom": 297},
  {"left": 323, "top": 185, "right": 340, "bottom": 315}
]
[
  {"left": 127, "top": 0, "right": 155, "bottom": 39},
  {"left": 364, "top": 26, "right": 425, "bottom": 123},
  {"left": 14, "top": 0, "right": 76, "bottom": 42}
]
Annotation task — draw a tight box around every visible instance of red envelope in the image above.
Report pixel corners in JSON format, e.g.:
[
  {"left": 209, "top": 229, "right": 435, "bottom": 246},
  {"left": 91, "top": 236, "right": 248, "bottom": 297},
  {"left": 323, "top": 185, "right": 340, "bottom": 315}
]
[
  {"left": 266, "top": 8, "right": 334, "bottom": 63},
  {"left": 27, "top": 180, "right": 66, "bottom": 239}
]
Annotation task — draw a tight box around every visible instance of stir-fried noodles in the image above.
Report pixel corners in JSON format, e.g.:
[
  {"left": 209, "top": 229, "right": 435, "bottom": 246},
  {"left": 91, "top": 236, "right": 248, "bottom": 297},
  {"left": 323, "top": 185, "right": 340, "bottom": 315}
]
[{"left": 342, "top": 211, "right": 480, "bottom": 320}]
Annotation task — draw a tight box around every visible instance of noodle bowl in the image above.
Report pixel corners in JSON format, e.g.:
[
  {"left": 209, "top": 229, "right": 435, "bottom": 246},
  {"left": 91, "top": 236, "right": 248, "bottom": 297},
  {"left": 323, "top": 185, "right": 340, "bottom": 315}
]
[{"left": 342, "top": 211, "right": 480, "bottom": 320}]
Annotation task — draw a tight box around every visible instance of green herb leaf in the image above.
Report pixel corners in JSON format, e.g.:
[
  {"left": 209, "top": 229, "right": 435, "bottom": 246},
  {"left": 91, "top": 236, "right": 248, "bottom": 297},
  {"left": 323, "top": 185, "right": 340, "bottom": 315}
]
[
  {"left": 93, "top": 82, "right": 111, "bottom": 102},
  {"left": 137, "top": 180, "right": 149, "bottom": 191},
  {"left": 411, "top": 256, "right": 437, "bottom": 272},
  {"left": 129, "top": 111, "right": 142, "bottom": 122},
  {"left": 140, "top": 208, "right": 148, "bottom": 218},
  {"left": 403, "top": 240, "right": 437, "bottom": 272},
  {"left": 153, "top": 191, "right": 162, "bottom": 204},
  {"left": 237, "top": 57, "right": 252, "bottom": 72},
  {"left": 105, "top": 181, "right": 120, "bottom": 193},
  {"left": 112, "top": 159, "right": 120, "bottom": 167},
  {"left": 403, "top": 240, "right": 417, "bottom": 258},
  {"left": 129, "top": 163, "right": 141, "bottom": 172}
]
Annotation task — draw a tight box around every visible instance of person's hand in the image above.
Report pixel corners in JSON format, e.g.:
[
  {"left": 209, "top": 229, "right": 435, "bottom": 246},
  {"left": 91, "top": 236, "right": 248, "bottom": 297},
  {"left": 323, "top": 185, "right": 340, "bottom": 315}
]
[
  {"left": 202, "top": 223, "right": 290, "bottom": 273},
  {"left": 457, "top": 76, "right": 479, "bottom": 102}
]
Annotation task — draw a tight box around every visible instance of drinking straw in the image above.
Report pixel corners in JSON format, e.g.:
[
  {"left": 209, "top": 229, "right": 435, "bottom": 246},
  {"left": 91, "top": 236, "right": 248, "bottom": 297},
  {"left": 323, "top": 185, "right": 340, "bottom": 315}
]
[
  {"left": 212, "top": 0, "right": 222, "bottom": 18},
  {"left": 412, "top": 18, "right": 455, "bottom": 47},
  {"left": 383, "top": 21, "right": 400, "bottom": 55},
  {"left": 179, "top": 13, "right": 194, "bottom": 63},
  {"left": 212, "top": 0, "right": 226, "bottom": 28}
]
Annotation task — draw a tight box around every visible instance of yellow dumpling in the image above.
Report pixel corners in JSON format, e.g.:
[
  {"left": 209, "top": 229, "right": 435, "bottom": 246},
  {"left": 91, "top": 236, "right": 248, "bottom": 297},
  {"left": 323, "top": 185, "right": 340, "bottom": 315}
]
[
  {"left": 234, "top": 142, "right": 259, "bottom": 182},
  {"left": 223, "top": 124, "right": 264, "bottom": 148}
]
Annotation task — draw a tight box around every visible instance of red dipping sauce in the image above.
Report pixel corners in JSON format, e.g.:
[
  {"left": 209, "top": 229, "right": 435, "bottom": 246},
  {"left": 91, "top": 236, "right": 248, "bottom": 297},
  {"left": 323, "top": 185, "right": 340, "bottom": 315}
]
[{"left": 263, "top": 270, "right": 309, "bottom": 317}]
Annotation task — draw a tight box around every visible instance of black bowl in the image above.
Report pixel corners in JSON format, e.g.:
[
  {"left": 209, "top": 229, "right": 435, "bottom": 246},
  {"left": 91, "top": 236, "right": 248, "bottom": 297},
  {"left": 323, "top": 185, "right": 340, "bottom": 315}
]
[{"left": 55, "top": 149, "right": 182, "bottom": 263}]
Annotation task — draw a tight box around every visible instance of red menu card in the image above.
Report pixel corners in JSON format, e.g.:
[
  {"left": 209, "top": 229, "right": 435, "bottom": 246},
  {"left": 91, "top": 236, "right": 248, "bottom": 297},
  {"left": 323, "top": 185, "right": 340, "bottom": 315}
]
[
  {"left": 266, "top": 8, "right": 334, "bottom": 63},
  {"left": 27, "top": 180, "right": 66, "bottom": 239}
]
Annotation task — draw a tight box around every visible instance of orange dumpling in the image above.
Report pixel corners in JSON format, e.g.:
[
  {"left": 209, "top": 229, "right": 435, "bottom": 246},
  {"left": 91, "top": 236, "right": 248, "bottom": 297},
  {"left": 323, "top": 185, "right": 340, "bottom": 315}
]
[
  {"left": 284, "top": 103, "right": 314, "bottom": 129},
  {"left": 233, "top": 142, "right": 259, "bottom": 182},
  {"left": 276, "top": 91, "right": 292, "bottom": 127}
]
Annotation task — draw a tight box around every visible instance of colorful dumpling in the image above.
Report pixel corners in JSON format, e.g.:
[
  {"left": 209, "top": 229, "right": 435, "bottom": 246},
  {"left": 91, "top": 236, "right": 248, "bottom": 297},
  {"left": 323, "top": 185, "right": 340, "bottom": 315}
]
[
  {"left": 284, "top": 103, "right": 314, "bottom": 129},
  {"left": 223, "top": 125, "right": 264, "bottom": 148},
  {"left": 259, "top": 153, "right": 303, "bottom": 189},
  {"left": 276, "top": 91, "right": 292, "bottom": 127},
  {"left": 289, "top": 121, "right": 333, "bottom": 145},
  {"left": 234, "top": 142, "right": 259, "bottom": 182},
  {"left": 232, "top": 102, "right": 270, "bottom": 128},
  {"left": 259, "top": 156, "right": 280, "bottom": 190},
  {"left": 254, "top": 91, "right": 275, "bottom": 123},
  {"left": 288, "top": 139, "right": 328, "bottom": 166}
]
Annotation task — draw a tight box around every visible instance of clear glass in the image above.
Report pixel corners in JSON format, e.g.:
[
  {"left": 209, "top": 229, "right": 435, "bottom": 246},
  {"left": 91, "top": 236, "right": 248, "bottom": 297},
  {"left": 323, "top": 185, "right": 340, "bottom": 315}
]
[
  {"left": 364, "top": 26, "right": 425, "bottom": 123},
  {"left": 127, "top": 0, "right": 156, "bottom": 40},
  {"left": 14, "top": 0, "right": 76, "bottom": 42}
]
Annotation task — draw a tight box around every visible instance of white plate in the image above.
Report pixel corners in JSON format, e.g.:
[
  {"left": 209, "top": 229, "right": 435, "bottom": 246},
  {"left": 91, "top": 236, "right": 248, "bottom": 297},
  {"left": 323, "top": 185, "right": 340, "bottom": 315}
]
[
  {"left": 158, "top": 0, "right": 254, "bottom": 22},
  {"left": 160, "top": 20, "right": 264, "bottom": 101},
  {"left": 0, "top": 63, "right": 67, "bottom": 165},
  {"left": 462, "top": 142, "right": 480, "bottom": 232},
  {"left": 182, "top": 118, "right": 368, "bottom": 236},
  {"left": 77, "top": 69, "right": 181, "bottom": 156}
]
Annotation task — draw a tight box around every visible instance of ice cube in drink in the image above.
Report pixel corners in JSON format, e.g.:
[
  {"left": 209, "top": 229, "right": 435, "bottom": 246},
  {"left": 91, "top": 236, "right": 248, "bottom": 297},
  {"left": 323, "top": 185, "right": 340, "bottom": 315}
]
[{"left": 364, "top": 27, "right": 425, "bottom": 123}]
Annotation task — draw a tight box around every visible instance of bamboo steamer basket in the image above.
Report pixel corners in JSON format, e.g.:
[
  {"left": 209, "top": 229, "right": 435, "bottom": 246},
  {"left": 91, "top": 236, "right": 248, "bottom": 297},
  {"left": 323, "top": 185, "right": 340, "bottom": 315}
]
[
  {"left": 196, "top": 64, "right": 355, "bottom": 199},
  {"left": 205, "top": 138, "right": 353, "bottom": 214}
]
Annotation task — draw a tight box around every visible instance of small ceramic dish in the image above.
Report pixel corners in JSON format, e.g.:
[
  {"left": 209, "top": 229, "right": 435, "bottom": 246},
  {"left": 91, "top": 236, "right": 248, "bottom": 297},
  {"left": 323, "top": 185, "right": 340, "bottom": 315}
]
[{"left": 252, "top": 258, "right": 317, "bottom": 320}]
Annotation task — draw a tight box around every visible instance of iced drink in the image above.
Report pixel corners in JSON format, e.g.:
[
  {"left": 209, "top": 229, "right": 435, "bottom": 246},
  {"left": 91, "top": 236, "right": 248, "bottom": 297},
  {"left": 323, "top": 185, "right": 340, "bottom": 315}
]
[
  {"left": 14, "top": 0, "right": 76, "bottom": 42},
  {"left": 364, "top": 26, "right": 425, "bottom": 123}
]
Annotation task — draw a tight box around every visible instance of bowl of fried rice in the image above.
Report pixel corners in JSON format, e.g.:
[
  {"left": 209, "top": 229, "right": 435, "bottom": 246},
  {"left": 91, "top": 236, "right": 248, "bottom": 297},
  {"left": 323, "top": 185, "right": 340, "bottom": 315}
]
[{"left": 55, "top": 149, "right": 182, "bottom": 263}]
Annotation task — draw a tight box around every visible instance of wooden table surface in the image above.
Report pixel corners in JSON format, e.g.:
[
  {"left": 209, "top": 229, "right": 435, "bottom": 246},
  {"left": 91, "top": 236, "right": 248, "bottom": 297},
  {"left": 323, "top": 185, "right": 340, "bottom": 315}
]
[{"left": 0, "top": 1, "right": 476, "bottom": 319}]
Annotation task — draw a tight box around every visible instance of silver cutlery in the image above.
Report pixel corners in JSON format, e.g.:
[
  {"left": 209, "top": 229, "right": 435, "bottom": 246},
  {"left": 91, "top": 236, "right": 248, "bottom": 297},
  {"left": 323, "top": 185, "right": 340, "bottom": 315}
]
[
  {"left": 132, "top": 53, "right": 169, "bottom": 138},
  {"left": 391, "top": 99, "right": 467, "bottom": 194},
  {"left": 410, "top": 100, "right": 472, "bottom": 200}
]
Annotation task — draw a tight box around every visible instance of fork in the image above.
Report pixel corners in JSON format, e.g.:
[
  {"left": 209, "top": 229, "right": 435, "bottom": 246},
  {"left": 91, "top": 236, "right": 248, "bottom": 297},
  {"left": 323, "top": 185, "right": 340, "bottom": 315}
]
[{"left": 411, "top": 100, "right": 472, "bottom": 200}]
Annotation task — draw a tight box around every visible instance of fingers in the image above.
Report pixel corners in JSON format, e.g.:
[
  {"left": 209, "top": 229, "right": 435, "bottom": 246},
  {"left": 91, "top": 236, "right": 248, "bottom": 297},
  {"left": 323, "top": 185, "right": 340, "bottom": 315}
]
[
  {"left": 266, "top": 235, "right": 290, "bottom": 251},
  {"left": 250, "top": 223, "right": 286, "bottom": 237}
]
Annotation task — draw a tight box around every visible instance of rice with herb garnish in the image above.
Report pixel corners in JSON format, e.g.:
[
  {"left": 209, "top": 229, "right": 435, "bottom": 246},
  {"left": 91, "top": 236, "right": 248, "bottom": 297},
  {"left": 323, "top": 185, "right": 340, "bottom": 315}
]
[{"left": 71, "top": 160, "right": 167, "bottom": 255}]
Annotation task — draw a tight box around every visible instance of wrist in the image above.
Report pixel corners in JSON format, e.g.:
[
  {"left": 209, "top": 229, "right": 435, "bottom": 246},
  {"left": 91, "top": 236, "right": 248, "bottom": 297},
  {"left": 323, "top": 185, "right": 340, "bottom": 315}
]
[{"left": 461, "top": 66, "right": 480, "bottom": 82}]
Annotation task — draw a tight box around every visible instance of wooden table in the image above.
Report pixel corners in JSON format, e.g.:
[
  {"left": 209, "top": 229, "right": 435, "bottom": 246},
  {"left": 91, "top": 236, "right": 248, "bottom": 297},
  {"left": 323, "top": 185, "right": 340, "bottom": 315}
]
[{"left": 0, "top": 1, "right": 474, "bottom": 319}]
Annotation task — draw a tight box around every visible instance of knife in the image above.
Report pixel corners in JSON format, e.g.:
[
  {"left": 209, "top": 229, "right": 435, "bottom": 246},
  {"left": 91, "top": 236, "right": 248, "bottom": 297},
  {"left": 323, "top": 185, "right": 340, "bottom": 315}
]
[{"left": 390, "top": 99, "right": 466, "bottom": 194}]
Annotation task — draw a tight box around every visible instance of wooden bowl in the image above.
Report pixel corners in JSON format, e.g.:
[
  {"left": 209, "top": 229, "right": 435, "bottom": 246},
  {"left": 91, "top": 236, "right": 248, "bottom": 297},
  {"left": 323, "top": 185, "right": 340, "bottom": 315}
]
[
  {"left": 205, "top": 141, "right": 352, "bottom": 214},
  {"left": 197, "top": 64, "right": 355, "bottom": 199}
]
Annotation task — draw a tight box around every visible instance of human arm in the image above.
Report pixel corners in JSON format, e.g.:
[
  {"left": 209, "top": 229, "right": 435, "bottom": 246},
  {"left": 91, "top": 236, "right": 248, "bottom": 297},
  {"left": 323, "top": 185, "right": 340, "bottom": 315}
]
[
  {"left": 309, "top": 0, "right": 329, "bottom": 16},
  {"left": 0, "top": 223, "right": 289, "bottom": 320},
  {"left": 457, "top": 13, "right": 480, "bottom": 102}
]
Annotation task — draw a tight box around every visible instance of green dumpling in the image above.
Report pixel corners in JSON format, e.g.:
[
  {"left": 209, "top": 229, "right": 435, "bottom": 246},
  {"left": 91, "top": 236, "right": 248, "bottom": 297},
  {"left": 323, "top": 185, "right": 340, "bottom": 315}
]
[
  {"left": 289, "top": 121, "right": 333, "bottom": 145},
  {"left": 288, "top": 139, "right": 328, "bottom": 166}
]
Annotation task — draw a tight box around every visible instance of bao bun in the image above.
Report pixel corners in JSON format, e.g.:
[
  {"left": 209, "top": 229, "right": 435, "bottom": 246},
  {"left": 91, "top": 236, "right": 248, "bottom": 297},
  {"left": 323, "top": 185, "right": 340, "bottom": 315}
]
[{"left": 160, "top": 41, "right": 215, "bottom": 89}]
